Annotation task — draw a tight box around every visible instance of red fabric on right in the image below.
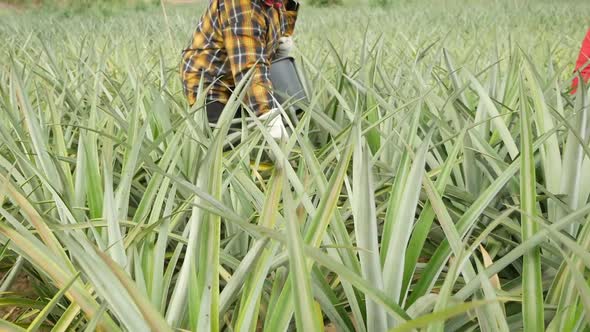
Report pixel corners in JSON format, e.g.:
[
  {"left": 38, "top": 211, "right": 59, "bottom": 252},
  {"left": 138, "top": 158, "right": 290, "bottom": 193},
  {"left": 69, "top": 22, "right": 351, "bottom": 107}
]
[{"left": 572, "top": 28, "right": 590, "bottom": 94}]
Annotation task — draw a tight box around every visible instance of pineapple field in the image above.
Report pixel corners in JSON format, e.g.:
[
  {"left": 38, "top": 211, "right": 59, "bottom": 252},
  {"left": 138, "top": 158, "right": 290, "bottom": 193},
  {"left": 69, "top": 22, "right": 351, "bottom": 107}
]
[{"left": 1, "top": 0, "right": 590, "bottom": 330}]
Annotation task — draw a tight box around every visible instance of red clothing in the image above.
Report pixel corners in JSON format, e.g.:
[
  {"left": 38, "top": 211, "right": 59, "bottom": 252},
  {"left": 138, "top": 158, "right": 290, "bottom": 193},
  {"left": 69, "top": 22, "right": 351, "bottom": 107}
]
[{"left": 572, "top": 28, "right": 590, "bottom": 93}]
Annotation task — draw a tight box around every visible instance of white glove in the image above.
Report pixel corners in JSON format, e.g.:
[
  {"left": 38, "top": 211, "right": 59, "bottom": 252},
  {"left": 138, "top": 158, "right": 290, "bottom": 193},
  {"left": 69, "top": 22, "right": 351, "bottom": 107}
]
[
  {"left": 275, "top": 36, "right": 294, "bottom": 59},
  {"left": 259, "top": 108, "right": 288, "bottom": 141}
]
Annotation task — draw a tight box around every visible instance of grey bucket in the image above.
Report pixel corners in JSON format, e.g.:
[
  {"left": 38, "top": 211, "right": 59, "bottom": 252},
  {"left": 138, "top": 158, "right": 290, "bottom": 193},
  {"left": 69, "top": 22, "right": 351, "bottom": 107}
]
[{"left": 270, "top": 56, "right": 308, "bottom": 108}]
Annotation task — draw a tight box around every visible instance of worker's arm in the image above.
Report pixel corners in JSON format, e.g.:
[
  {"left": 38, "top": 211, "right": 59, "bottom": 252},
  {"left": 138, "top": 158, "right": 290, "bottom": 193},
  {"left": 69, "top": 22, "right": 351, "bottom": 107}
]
[
  {"left": 222, "top": 0, "right": 275, "bottom": 115},
  {"left": 274, "top": 1, "right": 299, "bottom": 59},
  {"left": 572, "top": 28, "right": 590, "bottom": 94},
  {"left": 284, "top": 0, "right": 300, "bottom": 37}
]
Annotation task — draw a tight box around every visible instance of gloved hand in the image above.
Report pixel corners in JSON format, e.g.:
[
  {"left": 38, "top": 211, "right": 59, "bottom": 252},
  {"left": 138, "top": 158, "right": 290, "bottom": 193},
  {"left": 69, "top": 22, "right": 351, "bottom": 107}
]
[
  {"left": 275, "top": 36, "right": 294, "bottom": 59},
  {"left": 258, "top": 108, "right": 288, "bottom": 141}
]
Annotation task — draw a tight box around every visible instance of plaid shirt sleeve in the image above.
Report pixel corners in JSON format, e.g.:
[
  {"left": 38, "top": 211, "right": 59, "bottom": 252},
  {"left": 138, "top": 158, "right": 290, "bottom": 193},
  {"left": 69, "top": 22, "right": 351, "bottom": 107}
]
[{"left": 222, "top": 0, "right": 276, "bottom": 115}]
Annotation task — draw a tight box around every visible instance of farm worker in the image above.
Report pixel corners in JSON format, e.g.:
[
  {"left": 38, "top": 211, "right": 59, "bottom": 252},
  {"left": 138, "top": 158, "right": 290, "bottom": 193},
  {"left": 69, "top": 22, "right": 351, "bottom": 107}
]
[
  {"left": 180, "top": 0, "right": 300, "bottom": 140},
  {"left": 571, "top": 28, "right": 590, "bottom": 94}
]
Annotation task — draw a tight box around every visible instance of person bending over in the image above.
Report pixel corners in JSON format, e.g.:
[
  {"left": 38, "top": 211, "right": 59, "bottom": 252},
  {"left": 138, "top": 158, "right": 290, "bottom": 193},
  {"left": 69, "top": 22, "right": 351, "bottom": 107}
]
[{"left": 181, "top": 0, "right": 300, "bottom": 140}]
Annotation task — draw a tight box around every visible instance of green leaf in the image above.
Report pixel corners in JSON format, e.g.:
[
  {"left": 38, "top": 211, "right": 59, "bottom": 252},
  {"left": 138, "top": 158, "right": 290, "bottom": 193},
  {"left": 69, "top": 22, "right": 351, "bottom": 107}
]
[
  {"left": 463, "top": 69, "right": 519, "bottom": 160},
  {"left": 282, "top": 163, "right": 322, "bottom": 332},
  {"left": 352, "top": 125, "right": 388, "bottom": 331},
  {"left": 27, "top": 272, "right": 80, "bottom": 332},
  {"left": 519, "top": 71, "right": 544, "bottom": 332},
  {"left": 391, "top": 301, "right": 497, "bottom": 332},
  {"left": 0, "top": 319, "right": 27, "bottom": 332}
]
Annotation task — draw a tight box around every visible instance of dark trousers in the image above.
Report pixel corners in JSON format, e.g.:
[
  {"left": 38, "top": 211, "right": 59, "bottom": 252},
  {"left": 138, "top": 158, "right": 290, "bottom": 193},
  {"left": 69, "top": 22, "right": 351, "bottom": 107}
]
[
  {"left": 206, "top": 101, "right": 303, "bottom": 125},
  {"left": 205, "top": 101, "right": 243, "bottom": 151},
  {"left": 205, "top": 101, "right": 303, "bottom": 151},
  {"left": 206, "top": 101, "right": 242, "bottom": 125}
]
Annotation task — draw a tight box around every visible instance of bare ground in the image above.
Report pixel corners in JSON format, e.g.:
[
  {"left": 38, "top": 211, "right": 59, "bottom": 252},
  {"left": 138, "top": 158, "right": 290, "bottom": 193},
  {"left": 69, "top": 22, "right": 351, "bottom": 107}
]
[{"left": 0, "top": 270, "right": 35, "bottom": 323}]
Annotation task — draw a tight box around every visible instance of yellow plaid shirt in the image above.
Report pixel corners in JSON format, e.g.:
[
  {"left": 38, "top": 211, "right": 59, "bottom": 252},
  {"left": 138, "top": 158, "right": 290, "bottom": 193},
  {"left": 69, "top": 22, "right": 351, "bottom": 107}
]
[{"left": 181, "top": 0, "right": 299, "bottom": 115}]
